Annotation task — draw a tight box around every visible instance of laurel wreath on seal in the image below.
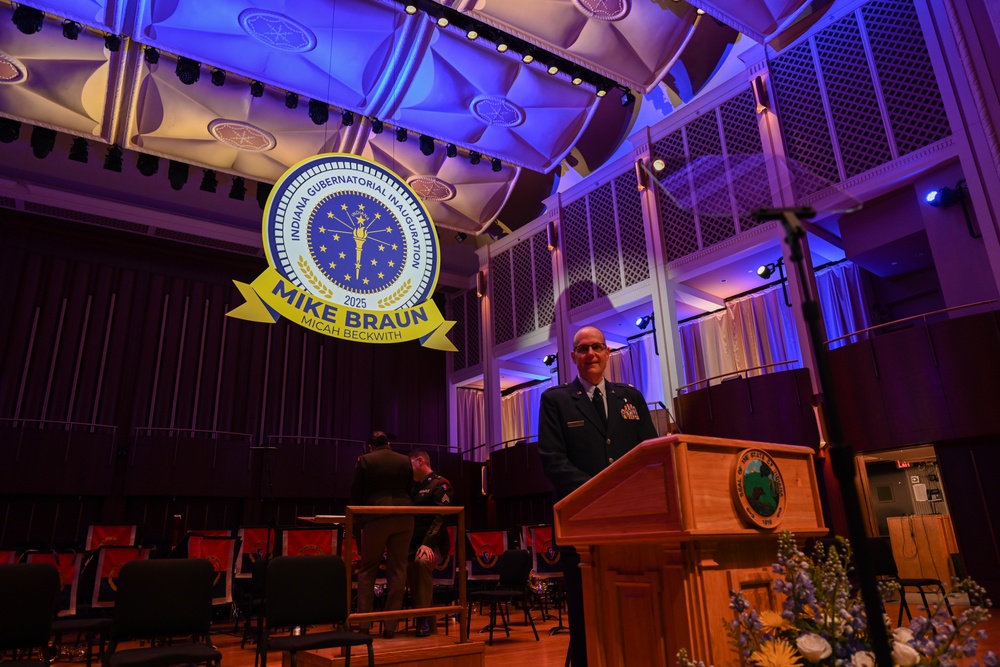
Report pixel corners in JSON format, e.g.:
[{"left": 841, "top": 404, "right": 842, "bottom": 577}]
[
  {"left": 298, "top": 256, "right": 334, "bottom": 300},
  {"left": 377, "top": 279, "right": 411, "bottom": 309}
]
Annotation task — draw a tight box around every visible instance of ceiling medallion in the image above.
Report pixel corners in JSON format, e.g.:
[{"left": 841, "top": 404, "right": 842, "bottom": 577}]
[
  {"left": 0, "top": 52, "right": 26, "bottom": 84},
  {"left": 470, "top": 95, "right": 525, "bottom": 128},
  {"left": 208, "top": 119, "right": 277, "bottom": 152},
  {"left": 238, "top": 9, "right": 317, "bottom": 53},
  {"left": 569, "top": 0, "right": 631, "bottom": 21},
  {"left": 407, "top": 176, "right": 456, "bottom": 202}
]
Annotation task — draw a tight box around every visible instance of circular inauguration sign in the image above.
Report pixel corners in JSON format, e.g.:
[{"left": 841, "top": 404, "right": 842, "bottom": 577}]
[
  {"left": 264, "top": 154, "right": 439, "bottom": 311},
  {"left": 732, "top": 448, "right": 787, "bottom": 529}
]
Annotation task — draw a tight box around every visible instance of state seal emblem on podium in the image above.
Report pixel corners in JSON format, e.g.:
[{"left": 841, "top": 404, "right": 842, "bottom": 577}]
[
  {"left": 227, "top": 154, "right": 457, "bottom": 351},
  {"left": 732, "top": 448, "right": 787, "bottom": 529}
]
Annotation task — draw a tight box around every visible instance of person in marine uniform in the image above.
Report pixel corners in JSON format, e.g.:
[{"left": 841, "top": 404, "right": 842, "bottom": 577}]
[
  {"left": 537, "top": 326, "right": 658, "bottom": 667},
  {"left": 350, "top": 431, "right": 414, "bottom": 638},
  {"left": 406, "top": 448, "right": 452, "bottom": 637}
]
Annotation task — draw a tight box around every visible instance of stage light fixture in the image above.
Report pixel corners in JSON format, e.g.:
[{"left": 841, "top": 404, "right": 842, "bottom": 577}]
[
  {"left": 341, "top": 110, "right": 354, "bottom": 127},
  {"left": 285, "top": 92, "right": 298, "bottom": 109},
  {"left": 175, "top": 57, "right": 200, "bottom": 85},
  {"left": 436, "top": 16, "right": 449, "bottom": 27},
  {"left": 211, "top": 69, "right": 226, "bottom": 86},
  {"left": 595, "top": 83, "right": 610, "bottom": 98},
  {"left": 68, "top": 137, "right": 88, "bottom": 163},
  {"left": 200, "top": 169, "right": 217, "bottom": 193},
  {"left": 521, "top": 48, "right": 535, "bottom": 64},
  {"left": 469, "top": 151, "right": 481, "bottom": 165},
  {"left": 570, "top": 70, "right": 584, "bottom": 86},
  {"left": 250, "top": 81, "right": 264, "bottom": 97},
  {"left": 104, "top": 34, "right": 121, "bottom": 52},
  {"left": 621, "top": 89, "right": 635, "bottom": 107},
  {"left": 925, "top": 187, "right": 962, "bottom": 208},
  {"left": 62, "top": 20, "right": 82, "bottom": 40},
  {"left": 756, "top": 262, "right": 775, "bottom": 279},
  {"left": 756, "top": 258, "right": 790, "bottom": 306},
  {"left": 144, "top": 47, "right": 159, "bottom": 64},
  {"left": 29, "top": 126, "right": 56, "bottom": 159},
  {"left": 395, "top": 127, "right": 407, "bottom": 142},
  {"left": 104, "top": 145, "right": 123, "bottom": 172},
  {"left": 12, "top": 6, "right": 43, "bottom": 35},
  {"left": 542, "top": 353, "right": 557, "bottom": 367},
  {"left": 308, "top": 99, "right": 328, "bottom": 125},
  {"left": 229, "top": 176, "right": 246, "bottom": 200},
  {"left": 404, "top": 3, "right": 417, "bottom": 14},
  {"left": 167, "top": 161, "right": 189, "bottom": 190},
  {"left": 547, "top": 63, "right": 559, "bottom": 75},
  {"left": 419, "top": 135, "right": 435, "bottom": 156},
  {"left": 446, "top": 143, "right": 457, "bottom": 158},
  {"left": 136, "top": 153, "right": 159, "bottom": 176},
  {"left": 0, "top": 119, "right": 21, "bottom": 144},
  {"left": 454, "top": 232, "right": 467, "bottom": 243},
  {"left": 495, "top": 39, "right": 508, "bottom": 53},
  {"left": 466, "top": 28, "right": 478, "bottom": 40},
  {"left": 491, "top": 158, "right": 502, "bottom": 172},
  {"left": 635, "top": 314, "right": 654, "bottom": 330},
  {"left": 371, "top": 118, "right": 384, "bottom": 134},
  {"left": 652, "top": 158, "right": 666, "bottom": 172},
  {"left": 256, "top": 182, "right": 272, "bottom": 209}
]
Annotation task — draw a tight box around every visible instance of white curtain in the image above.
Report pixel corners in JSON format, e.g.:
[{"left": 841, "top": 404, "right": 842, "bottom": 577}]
[
  {"left": 678, "top": 261, "right": 869, "bottom": 388},
  {"left": 608, "top": 335, "right": 665, "bottom": 407},
  {"left": 500, "top": 378, "right": 554, "bottom": 446},
  {"left": 455, "top": 387, "right": 487, "bottom": 462}
]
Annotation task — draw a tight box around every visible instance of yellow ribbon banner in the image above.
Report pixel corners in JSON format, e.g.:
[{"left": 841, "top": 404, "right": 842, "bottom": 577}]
[{"left": 227, "top": 267, "right": 457, "bottom": 351}]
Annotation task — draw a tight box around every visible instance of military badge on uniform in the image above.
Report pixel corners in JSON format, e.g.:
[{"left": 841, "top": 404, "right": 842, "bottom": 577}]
[{"left": 621, "top": 402, "right": 640, "bottom": 420}]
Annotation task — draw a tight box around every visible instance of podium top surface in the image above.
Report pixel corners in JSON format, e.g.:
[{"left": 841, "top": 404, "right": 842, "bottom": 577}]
[{"left": 553, "top": 434, "right": 825, "bottom": 546}]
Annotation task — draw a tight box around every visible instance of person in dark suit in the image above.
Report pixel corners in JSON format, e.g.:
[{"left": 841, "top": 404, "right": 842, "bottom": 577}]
[
  {"left": 537, "top": 326, "right": 658, "bottom": 667},
  {"left": 406, "top": 448, "right": 452, "bottom": 637},
  {"left": 349, "top": 431, "right": 414, "bottom": 638}
]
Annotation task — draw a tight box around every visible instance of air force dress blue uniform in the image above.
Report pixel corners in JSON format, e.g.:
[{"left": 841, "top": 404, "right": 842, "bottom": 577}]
[{"left": 538, "top": 377, "right": 658, "bottom": 666}]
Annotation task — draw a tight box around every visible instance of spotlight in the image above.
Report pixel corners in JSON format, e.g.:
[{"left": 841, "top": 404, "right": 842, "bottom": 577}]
[
  {"left": 404, "top": 3, "right": 417, "bottom": 14},
  {"left": 542, "top": 353, "right": 558, "bottom": 367},
  {"left": 466, "top": 28, "right": 478, "bottom": 40},
  {"left": 635, "top": 314, "right": 654, "bottom": 330},
  {"left": 455, "top": 232, "right": 467, "bottom": 243},
  {"left": 250, "top": 81, "right": 264, "bottom": 97},
  {"left": 104, "top": 34, "right": 121, "bottom": 52},
  {"left": 308, "top": 99, "right": 328, "bottom": 125},
  {"left": 136, "top": 153, "right": 159, "bottom": 176},
  {"left": 200, "top": 169, "right": 217, "bottom": 193},
  {"left": 521, "top": 48, "right": 535, "bottom": 64},
  {"left": 546, "top": 63, "right": 559, "bottom": 75},
  {"left": 469, "top": 151, "right": 481, "bottom": 165},
  {"left": 229, "top": 176, "right": 246, "bottom": 200},
  {"left": 756, "top": 263, "right": 776, "bottom": 279},
  {"left": 12, "top": 6, "right": 43, "bottom": 35},
  {"left": 496, "top": 40, "right": 508, "bottom": 53},
  {"left": 395, "top": 127, "right": 407, "bottom": 142},
  {"left": 652, "top": 158, "right": 666, "bottom": 172},
  {"left": 0, "top": 118, "right": 21, "bottom": 144},
  {"left": 620, "top": 89, "right": 635, "bottom": 107},
  {"left": 419, "top": 135, "right": 434, "bottom": 156},
  {"left": 595, "top": 82, "right": 610, "bottom": 98},
  {"left": 757, "top": 258, "right": 790, "bottom": 305},
  {"left": 211, "top": 69, "right": 226, "bottom": 86},
  {"left": 103, "top": 146, "right": 122, "bottom": 172},
  {"left": 570, "top": 70, "right": 584, "bottom": 86},
  {"left": 166, "top": 161, "right": 188, "bottom": 190},
  {"left": 371, "top": 118, "right": 384, "bottom": 134},
  {"left": 144, "top": 47, "right": 159, "bottom": 65},
  {"left": 175, "top": 57, "right": 200, "bottom": 85},
  {"left": 341, "top": 110, "right": 354, "bottom": 127},
  {"left": 925, "top": 187, "right": 962, "bottom": 208},
  {"left": 257, "top": 182, "right": 272, "bottom": 209},
  {"left": 436, "top": 16, "right": 449, "bottom": 27},
  {"left": 285, "top": 92, "right": 298, "bottom": 109},
  {"left": 62, "top": 20, "right": 82, "bottom": 40},
  {"left": 68, "top": 137, "right": 88, "bottom": 163},
  {"left": 491, "top": 158, "right": 502, "bottom": 172},
  {"left": 446, "top": 143, "right": 457, "bottom": 158},
  {"left": 29, "top": 126, "right": 56, "bottom": 159}
]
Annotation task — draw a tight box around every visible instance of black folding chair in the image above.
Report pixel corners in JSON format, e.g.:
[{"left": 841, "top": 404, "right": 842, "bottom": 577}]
[
  {"left": 0, "top": 562, "right": 61, "bottom": 667},
  {"left": 868, "top": 536, "right": 953, "bottom": 625},
  {"left": 259, "top": 555, "right": 374, "bottom": 667},
  {"left": 467, "top": 549, "right": 540, "bottom": 646},
  {"left": 104, "top": 558, "right": 222, "bottom": 667}
]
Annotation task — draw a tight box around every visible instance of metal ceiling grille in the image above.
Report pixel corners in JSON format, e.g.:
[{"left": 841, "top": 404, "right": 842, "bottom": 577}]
[
  {"left": 491, "top": 248, "right": 515, "bottom": 344},
  {"left": 815, "top": 12, "right": 894, "bottom": 178},
  {"left": 861, "top": 0, "right": 951, "bottom": 155}
]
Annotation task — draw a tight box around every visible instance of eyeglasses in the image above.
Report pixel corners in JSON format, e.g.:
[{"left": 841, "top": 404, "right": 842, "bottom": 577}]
[{"left": 573, "top": 342, "right": 607, "bottom": 354}]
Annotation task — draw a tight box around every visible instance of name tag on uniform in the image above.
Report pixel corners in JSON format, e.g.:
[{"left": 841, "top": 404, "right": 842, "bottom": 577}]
[{"left": 567, "top": 420, "right": 585, "bottom": 428}]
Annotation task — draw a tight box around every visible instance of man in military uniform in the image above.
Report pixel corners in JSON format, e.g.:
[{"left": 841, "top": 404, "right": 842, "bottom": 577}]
[
  {"left": 538, "top": 325, "right": 658, "bottom": 666},
  {"left": 407, "top": 448, "right": 452, "bottom": 637},
  {"left": 350, "top": 431, "right": 414, "bottom": 638}
]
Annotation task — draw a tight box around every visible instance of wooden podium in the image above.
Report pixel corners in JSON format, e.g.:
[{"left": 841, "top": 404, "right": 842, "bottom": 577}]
[{"left": 553, "top": 434, "right": 826, "bottom": 667}]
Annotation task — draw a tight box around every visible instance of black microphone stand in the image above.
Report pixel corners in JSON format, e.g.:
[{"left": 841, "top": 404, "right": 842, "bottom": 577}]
[{"left": 752, "top": 206, "right": 893, "bottom": 667}]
